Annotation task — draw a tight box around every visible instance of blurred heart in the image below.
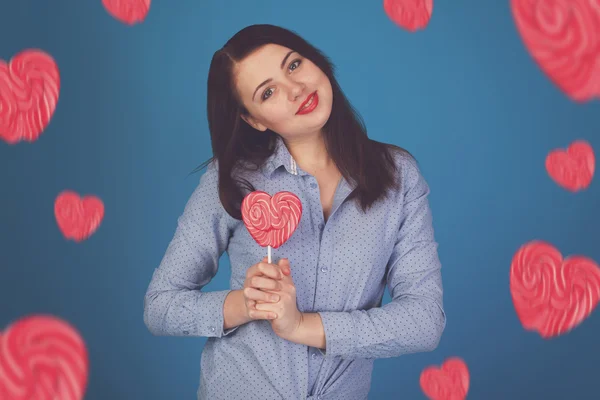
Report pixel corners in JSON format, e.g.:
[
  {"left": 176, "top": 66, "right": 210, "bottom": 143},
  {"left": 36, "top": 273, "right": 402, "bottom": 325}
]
[
  {"left": 102, "top": 0, "right": 151, "bottom": 25},
  {"left": 420, "top": 357, "right": 469, "bottom": 400},
  {"left": 0, "top": 315, "right": 88, "bottom": 400},
  {"left": 510, "top": 240, "right": 600, "bottom": 338},
  {"left": 383, "top": 0, "right": 434, "bottom": 32},
  {"left": 55, "top": 191, "right": 105, "bottom": 242},
  {"left": 545, "top": 140, "right": 595, "bottom": 191},
  {"left": 0, "top": 49, "right": 60, "bottom": 144},
  {"left": 511, "top": 0, "right": 600, "bottom": 102}
]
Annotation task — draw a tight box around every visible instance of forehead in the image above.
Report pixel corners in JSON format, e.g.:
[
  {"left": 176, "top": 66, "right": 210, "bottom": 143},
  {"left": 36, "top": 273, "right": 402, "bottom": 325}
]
[{"left": 234, "top": 44, "right": 293, "bottom": 91}]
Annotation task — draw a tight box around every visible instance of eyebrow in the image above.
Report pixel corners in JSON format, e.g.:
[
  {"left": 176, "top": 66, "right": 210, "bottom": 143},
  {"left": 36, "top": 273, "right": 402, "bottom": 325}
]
[{"left": 252, "top": 50, "right": 296, "bottom": 101}]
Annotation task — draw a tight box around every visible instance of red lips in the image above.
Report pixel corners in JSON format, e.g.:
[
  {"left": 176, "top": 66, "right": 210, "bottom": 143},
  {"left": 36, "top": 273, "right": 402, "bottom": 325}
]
[{"left": 296, "top": 91, "right": 318, "bottom": 115}]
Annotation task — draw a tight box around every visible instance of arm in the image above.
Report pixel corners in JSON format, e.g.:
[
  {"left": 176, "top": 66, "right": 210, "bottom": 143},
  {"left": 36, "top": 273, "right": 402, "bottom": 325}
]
[
  {"left": 223, "top": 289, "right": 252, "bottom": 330},
  {"left": 308, "top": 156, "right": 446, "bottom": 359},
  {"left": 143, "top": 161, "right": 244, "bottom": 337}
]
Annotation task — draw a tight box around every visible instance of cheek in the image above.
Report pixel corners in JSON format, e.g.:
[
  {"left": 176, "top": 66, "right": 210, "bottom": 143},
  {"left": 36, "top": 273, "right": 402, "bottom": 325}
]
[{"left": 260, "top": 101, "right": 294, "bottom": 124}]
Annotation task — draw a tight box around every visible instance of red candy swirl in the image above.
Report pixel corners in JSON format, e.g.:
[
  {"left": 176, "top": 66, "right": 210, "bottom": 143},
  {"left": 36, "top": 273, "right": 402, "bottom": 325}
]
[
  {"left": 545, "top": 140, "right": 595, "bottom": 192},
  {"left": 0, "top": 315, "right": 88, "bottom": 400},
  {"left": 241, "top": 191, "right": 302, "bottom": 249},
  {"left": 420, "top": 357, "right": 470, "bottom": 400},
  {"left": 0, "top": 50, "right": 60, "bottom": 144},
  {"left": 54, "top": 191, "right": 105, "bottom": 242},
  {"left": 383, "top": 0, "right": 434, "bottom": 32},
  {"left": 510, "top": 241, "right": 600, "bottom": 338},
  {"left": 102, "top": 0, "right": 152, "bottom": 25},
  {"left": 511, "top": 0, "right": 600, "bottom": 101}
]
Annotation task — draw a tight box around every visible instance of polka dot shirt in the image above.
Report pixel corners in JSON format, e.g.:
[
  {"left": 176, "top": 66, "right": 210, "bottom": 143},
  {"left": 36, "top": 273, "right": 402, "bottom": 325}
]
[{"left": 143, "top": 135, "right": 446, "bottom": 399}]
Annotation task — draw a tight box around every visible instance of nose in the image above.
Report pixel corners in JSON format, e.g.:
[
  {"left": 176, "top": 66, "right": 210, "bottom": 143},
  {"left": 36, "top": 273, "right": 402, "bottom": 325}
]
[{"left": 289, "top": 81, "right": 306, "bottom": 102}]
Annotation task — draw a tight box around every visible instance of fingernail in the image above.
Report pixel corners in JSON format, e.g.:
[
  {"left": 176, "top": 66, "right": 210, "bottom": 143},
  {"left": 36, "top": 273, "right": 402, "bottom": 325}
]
[{"left": 271, "top": 295, "right": 279, "bottom": 302}]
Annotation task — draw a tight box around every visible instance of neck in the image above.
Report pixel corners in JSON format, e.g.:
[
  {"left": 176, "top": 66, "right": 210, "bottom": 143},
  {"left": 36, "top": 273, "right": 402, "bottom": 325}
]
[{"left": 282, "top": 132, "right": 333, "bottom": 174}]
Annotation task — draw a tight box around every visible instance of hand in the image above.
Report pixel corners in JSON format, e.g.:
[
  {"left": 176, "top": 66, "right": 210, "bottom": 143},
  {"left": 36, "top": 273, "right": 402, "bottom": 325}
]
[
  {"left": 254, "top": 258, "right": 303, "bottom": 339},
  {"left": 242, "top": 256, "right": 288, "bottom": 322}
]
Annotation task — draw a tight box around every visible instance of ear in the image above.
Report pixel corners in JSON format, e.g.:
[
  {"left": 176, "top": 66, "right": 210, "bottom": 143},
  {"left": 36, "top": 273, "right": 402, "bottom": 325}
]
[{"left": 240, "top": 114, "right": 268, "bottom": 132}]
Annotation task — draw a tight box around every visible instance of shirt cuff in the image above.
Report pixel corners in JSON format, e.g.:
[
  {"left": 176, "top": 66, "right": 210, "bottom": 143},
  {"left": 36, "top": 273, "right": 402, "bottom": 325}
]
[
  {"left": 317, "top": 311, "right": 356, "bottom": 358},
  {"left": 196, "top": 289, "right": 239, "bottom": 338}
]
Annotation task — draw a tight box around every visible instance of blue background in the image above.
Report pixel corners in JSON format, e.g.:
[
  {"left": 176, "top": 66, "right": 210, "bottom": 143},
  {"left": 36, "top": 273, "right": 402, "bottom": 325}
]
[{"left": 1, "top": 1, "right": 599, "bottom": 399}]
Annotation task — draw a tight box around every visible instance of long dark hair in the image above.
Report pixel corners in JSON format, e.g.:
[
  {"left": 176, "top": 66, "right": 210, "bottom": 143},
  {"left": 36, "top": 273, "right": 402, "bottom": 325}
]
[{"left": 192, "top": 24, "right": 412, "bottom": 220}]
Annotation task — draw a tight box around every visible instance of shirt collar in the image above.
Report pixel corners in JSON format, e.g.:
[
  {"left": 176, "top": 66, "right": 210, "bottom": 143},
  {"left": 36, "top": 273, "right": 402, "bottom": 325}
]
[
  {"left": 261, "top": 135, "right": 308, "bottom": 178},
  {"left": 259, "top": 135, "right": 357, "bottom": 194}
]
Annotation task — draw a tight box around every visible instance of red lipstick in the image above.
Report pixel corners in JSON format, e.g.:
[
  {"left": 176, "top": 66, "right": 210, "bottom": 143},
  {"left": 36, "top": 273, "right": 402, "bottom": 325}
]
[{"left": 296, "top": 91, "right": 318, "bottom": 115}]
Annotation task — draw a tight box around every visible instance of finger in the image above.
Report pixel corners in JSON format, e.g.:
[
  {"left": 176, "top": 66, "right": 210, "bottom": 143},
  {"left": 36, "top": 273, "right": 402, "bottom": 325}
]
[
  {"left": 248, "top": 308, "right": 277, "bottom": 320},
  {"left": 278, "top": 258, "right": 292, "bottom": 276},
  {"left": 254, "top": 302, "right": 276, "bottom": 313},
  {"left": 278, "top": 258, "right": 291, "bottom": 276},
  {"left": 244, "top": 287, "right": 280, "bottom": 303},
  {"left": 251, "top": 275, "right": 282, "bottom": 291},
  {"left": 246, "top": 256, "right": 269, "bottom": 279},
  {"left": 257, "top": 261, "right": 283, "bottom": 280}
]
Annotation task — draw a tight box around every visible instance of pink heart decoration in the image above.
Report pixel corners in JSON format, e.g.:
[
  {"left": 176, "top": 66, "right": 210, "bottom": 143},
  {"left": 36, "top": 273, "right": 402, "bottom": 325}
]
[
  {"left": 102, "top": 0, "right": 151, "bottom": 25},
  {"left": 420, "top": 357, "right": 470, "bottom": 400},
  {"left": 511, "top": 0, "right": 600, "bottom": 102},
  {"left": 54, "top": 191, "right": 105, "bottom": 242},
  {"left": 383, "top": 0, "right": 434, "bottom": 32},
  {"left": 545, "top": 140, "right": 595, "bottom": 191},
  {"left": 0, "top": 315, "right": 88, "bottom": 400},
  {"left": 241, "top": 191, "right": 302, "bottom": 249},
  {"left": 0, "top": 49, "right": 60, "bottom": 144},
  {"left": 510, "top": 240, "right": 600, "bottom": 338}
]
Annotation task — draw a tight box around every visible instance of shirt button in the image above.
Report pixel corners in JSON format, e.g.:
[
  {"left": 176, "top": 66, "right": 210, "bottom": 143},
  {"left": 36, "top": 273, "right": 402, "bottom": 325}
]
[
  {"left": 318, "top": 223, "right": 324, "bottom": 230},
  {"left": 321, "top": 267, "right": 327, "bottom": 272},
  {"left": 311, "top": 353, "right": 317, "bottom": 359},
  {"left": 310, "top": 182, "right": 317, "bottom": 188},
  {"left": 183, "top": 330, "right": 189, "bottom": 335},
  {"left": 210, "top": 327, "right": 215, "bottom": 332}
]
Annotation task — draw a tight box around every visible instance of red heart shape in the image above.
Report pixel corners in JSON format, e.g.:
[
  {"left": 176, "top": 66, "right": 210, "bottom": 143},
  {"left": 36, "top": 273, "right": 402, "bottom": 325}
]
[
  {"left": 383, "top": 0, "right": 434, "bottom": 32},
  {"left": 510, "top": 240, "right": 600, "bottom": 338},
  {"left": 0, "top": 49, "right": 60, "bottom": 144},
  {"left": 545, "top": 140, "right": 595, "bottom": 191},
  {"left": 54, "top": 191, "right": 105, "bottom": 242},
  {"left": 241, "top": 190, "right": 302, "bottom": 249},
  {"left": 102, "top": 0, "right": 151, "bottom": 25},
  {"left": 0, "top": 315, "right": 88, "bottom": 400},
  {"left": 420, "top": 357, "right": 470, "bottom": 400},
  {"left": 510, "top": 0, "right": 600, "bottom": 102}
]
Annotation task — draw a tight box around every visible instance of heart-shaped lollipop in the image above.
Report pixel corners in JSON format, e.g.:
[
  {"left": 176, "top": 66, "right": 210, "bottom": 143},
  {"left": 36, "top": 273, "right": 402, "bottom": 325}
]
[{"left": 241, "top": 190, "right": 302, "bottom": 263}]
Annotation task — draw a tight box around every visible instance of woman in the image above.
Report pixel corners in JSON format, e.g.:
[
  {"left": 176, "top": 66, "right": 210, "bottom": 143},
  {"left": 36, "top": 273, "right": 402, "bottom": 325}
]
[{"left": 144, "top": 24, "right": 446, "bottom": 400}]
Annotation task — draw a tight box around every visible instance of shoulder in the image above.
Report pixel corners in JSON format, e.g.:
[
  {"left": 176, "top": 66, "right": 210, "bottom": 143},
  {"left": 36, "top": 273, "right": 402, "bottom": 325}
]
[
  {"left": 196, "top": 159, "right": 219, "bottom": 188},
  {"left": 385, "top": 144, "right": 420, "bottom": 177},
  {"left": 186, "top": 159, "right": 222, "bottom": 212},
  {"left": 385, "top": 144, "right": 429, "bottom": 196}
]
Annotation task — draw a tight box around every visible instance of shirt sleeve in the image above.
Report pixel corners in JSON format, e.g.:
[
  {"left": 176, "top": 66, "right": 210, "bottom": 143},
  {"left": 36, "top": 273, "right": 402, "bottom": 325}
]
[
  {"left": 318, "top": 155, "right": 446, "bottom": 359},
  {"left": 143, "top": 160, "right": 240, "bottom": 338}
]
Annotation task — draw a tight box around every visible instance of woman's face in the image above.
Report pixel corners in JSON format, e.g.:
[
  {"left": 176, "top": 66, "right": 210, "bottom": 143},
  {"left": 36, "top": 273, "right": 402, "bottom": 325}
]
[{"left": 234, "top": 44, "right": 333, "bottom": 139}]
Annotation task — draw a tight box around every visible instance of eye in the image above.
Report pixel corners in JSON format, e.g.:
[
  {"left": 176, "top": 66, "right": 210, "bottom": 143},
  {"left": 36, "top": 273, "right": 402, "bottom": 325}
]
[
  {"left": 261, "top": 88, "right": 274, "bottom": 101},
  {"left": 288, "top": 59, "right": 301, "bottom": 72}
]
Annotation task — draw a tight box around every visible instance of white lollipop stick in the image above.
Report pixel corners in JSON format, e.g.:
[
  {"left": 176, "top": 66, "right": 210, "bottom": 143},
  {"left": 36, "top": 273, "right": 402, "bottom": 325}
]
[{"left": 268, "top": 245, "right": 272, "bottom": 264}]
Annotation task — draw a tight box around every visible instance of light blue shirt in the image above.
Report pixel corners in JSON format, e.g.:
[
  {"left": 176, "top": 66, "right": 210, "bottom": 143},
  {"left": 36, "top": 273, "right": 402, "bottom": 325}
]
[{"left": 144, "top": 135, "right": 446, "bottom": 399}]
